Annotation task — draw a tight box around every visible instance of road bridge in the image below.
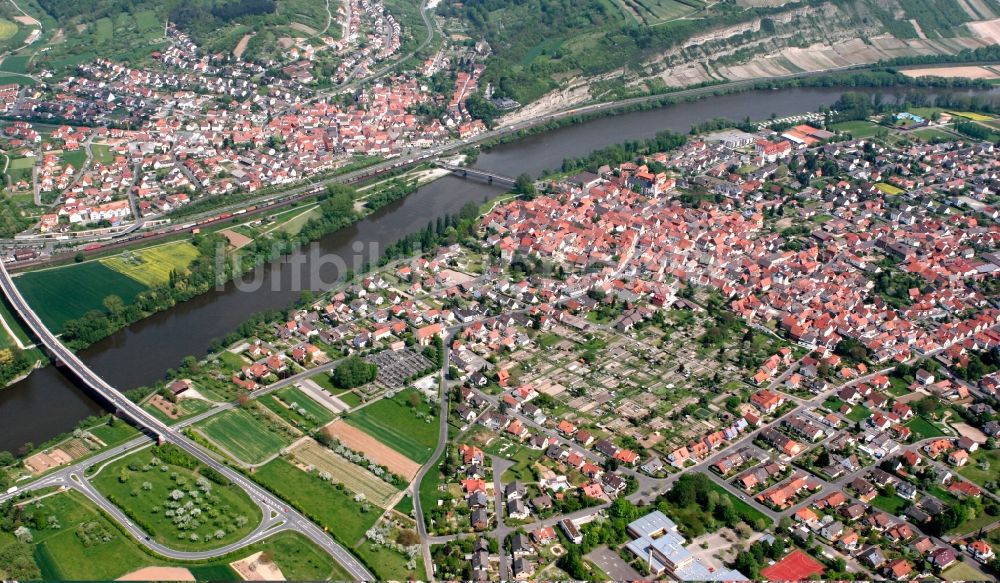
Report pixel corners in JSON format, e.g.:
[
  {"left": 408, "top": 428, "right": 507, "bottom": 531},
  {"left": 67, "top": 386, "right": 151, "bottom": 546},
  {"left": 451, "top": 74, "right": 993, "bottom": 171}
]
[
  {"left": 436, "top": 161, "right": 516, "bottom": 188},
  {"left": 0, "top": 262, "right": 374, "bottom": 579}
]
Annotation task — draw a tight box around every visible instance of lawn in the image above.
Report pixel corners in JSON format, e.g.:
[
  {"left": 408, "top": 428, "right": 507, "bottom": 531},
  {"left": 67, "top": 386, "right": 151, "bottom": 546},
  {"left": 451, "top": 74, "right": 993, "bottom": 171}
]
[
  {"left": 344, "top": 390, "right": 439, "bottom": 463},
  {"left": 90, "top": 445, "right": 262, "bottom": 552},
  {"left": 958, "top": 448, "right": 1000, "bottom": 488},
  {"left": 871, "top": 493, "right": 909, "bottom": 515},
  {"left": 193, "top": 407, "right": 293, "bottom": 465},
  {"left": 253, "top": 458, "right": 380, "bottom": 546},
  {"left": 353, "top": 541, "right": 423, "bottom": 580},
  {"left": 906, "top": 416, "right": 945, "bottom": 440},
  {"left": 101, "top": 241, "right": 200, "bottom": 287},
  {"left": 60, "top": 149, "right": 86, "bottom": 170},
  {"left": 336, "top": 390, "right": 362, "bottom": 408},
  {"left": 15, "top": 262, "right": 149, "bottom": 330},
  {"left": 260, "top": 386, "right": 335, "bottom": 431},
  {"left": 8, "top": 156, "right": 34, "bottom": 170},
  {"left": 91, "top": 144, "right": 116, "bottom": 165},
  {"left": 87, "top": 418, "right": 140, "bottom": 447},
  {"left": 941, "top": 560, "right": 989, "bottom": 580},
  {"left": 845, "top": 404, "right": 871, "bottom": 423}
]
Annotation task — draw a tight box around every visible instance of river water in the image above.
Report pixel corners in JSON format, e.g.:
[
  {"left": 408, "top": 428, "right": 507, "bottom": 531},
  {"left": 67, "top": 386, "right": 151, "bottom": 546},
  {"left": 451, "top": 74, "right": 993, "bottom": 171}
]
[{"left": 0, "top": 86, "right": 993, "bottom": 452}]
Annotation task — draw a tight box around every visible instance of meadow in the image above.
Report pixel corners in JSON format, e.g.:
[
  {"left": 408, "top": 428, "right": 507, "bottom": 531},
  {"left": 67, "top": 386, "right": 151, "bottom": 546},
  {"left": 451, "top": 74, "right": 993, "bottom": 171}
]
[
  {"left": 101, "top": 241, "right": 200, "bottom": 287},
  {"left": 20, "top": 490, "right": 343, "bottom": 580},
  {"left": 193, "top": 407, "right": 293, "bottom": 465},
  {"left": 253, "top": 458, "right": 380, "bottom": 545},
  {"left": 14, "top": 262, "right": 148, "bottom": 330},
  {"left": 0, "top": 19, "right": 17, "bottom": 41},
  {"left": 344, "top": 389, "right": 438, "bottom": 463},
  {"left": 91, "top": 446, "right": 262, "bottom": 551}
]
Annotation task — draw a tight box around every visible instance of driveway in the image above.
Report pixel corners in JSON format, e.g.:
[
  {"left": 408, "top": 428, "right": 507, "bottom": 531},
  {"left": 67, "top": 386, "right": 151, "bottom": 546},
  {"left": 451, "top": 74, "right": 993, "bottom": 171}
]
[{"left": 585, "top": 545, "right": 641, "bottom": 581}]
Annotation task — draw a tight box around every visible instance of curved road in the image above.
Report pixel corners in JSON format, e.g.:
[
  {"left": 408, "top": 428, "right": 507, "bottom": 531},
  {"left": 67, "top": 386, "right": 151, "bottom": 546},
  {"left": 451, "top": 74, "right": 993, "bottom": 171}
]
[{"left": 0, "top": 261, "right": 375, "bottom": 580}]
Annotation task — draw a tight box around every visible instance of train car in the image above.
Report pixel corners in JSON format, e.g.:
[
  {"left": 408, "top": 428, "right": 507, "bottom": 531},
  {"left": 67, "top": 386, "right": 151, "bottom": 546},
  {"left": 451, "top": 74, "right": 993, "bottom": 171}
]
[{"left": 83, "top": 243, "right": 103, "bottom": 251}]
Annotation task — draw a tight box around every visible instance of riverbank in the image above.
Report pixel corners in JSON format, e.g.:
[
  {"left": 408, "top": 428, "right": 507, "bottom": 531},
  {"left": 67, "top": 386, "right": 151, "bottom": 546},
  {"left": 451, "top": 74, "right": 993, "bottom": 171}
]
[{"left": 3, "top": 83, "right": 998, "bottom": 454}]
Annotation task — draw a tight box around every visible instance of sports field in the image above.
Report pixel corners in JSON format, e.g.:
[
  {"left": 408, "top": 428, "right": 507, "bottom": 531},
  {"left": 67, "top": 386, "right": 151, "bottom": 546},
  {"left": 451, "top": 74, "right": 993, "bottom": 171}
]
[
  {"left": 290, "top": 439, "right": 399, "bottom": 507},
  {"left": 344, "top": 390, "right": 438, "bottom": 463},
  {"left": 101, "top": 241, "right": 200, "bottom": 287},
  {"left": 194, "top": 407, "right": 293, "bottom": 465},
  {"left": 830, "top": 120, "right": 880, "bottom": 138},
  {"left": 15, "top": 262, "right": 149, "bottom": 330}
]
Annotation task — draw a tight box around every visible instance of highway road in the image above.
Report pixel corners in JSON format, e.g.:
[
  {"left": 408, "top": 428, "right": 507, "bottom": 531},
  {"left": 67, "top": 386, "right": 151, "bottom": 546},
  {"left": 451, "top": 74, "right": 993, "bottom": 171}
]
[{"left": 0, "top": 261, "right": 375, "bottom": 580}]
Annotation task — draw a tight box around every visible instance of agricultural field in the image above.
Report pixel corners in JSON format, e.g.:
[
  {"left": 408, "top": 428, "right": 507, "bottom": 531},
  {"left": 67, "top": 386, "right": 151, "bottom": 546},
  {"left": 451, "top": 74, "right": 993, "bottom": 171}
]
[
  {"left": 90, "top": 445, "right": 262, "bottom": 551},
  {"left": 949, "top": 110, "right": 994, "bottom": 121},
  {"left": 875, "top": 182, "right": 903, "bottom": 195},
  {"left": 192, "top": 407, "right": 294, "bottom": 465},
  {"left": 289, "top": 439, "right": 400, "bottom": 508},
  {"left": 100, "top": 241, "right": 200, "bottom": 287},
  {"left": 0, "top": 54, "right": 29, "bottom": 73},
  {"left": 343, "top": 389, "right": 439, "bottom": 464},
  {"left": 259, "top": 386, "right": 335, "bottom": 431},
  {"left": 14, "top": 261, "right": 149, "bottom": 330},
  {"left": 620, "top": 0, "right": 701, "bottom": 23}
]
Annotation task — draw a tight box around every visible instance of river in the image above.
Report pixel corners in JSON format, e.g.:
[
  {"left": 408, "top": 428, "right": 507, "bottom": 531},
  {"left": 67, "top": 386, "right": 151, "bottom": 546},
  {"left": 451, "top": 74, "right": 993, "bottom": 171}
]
[{"left": 0, "top": 85, "right": 994, "bottom": 452}]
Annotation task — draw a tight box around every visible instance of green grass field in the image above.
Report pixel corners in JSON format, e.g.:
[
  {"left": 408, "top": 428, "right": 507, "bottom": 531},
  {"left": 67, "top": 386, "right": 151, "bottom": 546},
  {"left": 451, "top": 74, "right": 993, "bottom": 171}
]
[
  {"left": 344, "top": 390, "right": 438, "bottom": 463},
  {"left": 8, "top": 156, "right": 34, "bottom": 170},
  {"left": 194, "top": 407, "right": 293, "bottom": 465},
  {"left": 90, "top": 144, "right": 116, "bottom": 165},
  {"left": 19, "top": 490, "right": 345, "bottom": 580},
  {"left": 260, "top": 386, "right": 335, "bottom": 431},
  {"left": 90, "top": 446, "right": 261, "bottom": 552},
  {"left": 253, "top": 458, "right": 380, "bottom": 545},
  {"left": 941, "top": 559, "right": 989, "bottom": 580},
  {"left": 958, "top": 448, "right": 1000, "bottom": 487},
  {"left": 830, "top": 120, "right": 881, "bottom": 138},
  {"left": 101, "top": 241, "right": 200, "bottom": 287},
  {"left": 94, "top": 18, "right": 113, "bottom": 42},
  {"left": 906, "top": 416, "right": 945, "bottom": 440},
  {"left": 133, "top": 10, "right": 159, "bottom": 32},
  {"left": 871, "top": 493, "right": 909, "bottom": 515},
  {"left": 0, "top": 19, "right": 17, "bottom": 41},
  {"left": 60, "top": 149, "right": 86, "bottom": 170},
  {"left": 911, "top": 127, "right": 957, "bottom": 142},
  {"left": 0, "top": 55, "right": 29, "bottom": 74},
  {"left": 29, "top": 490, "right": 164, "bottom": 579},
  {"left": 15, "top": 262, "right": 149, "bottom": 330}
]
